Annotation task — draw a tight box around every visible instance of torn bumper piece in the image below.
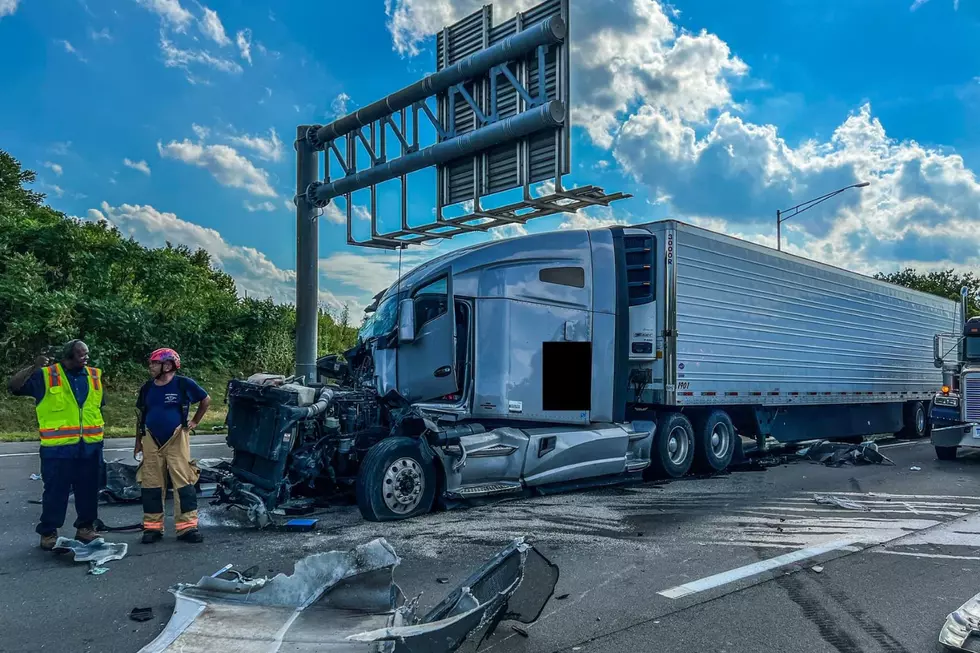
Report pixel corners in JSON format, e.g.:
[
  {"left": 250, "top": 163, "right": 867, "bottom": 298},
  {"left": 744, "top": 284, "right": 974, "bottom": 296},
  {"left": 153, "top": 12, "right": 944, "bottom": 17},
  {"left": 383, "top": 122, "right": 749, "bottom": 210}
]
[
  {"left": 940, "top": 590, "right": 980, "bottom": 650},
  {"left": 139, "top": 536, "right": 558, "bottom": 653}
]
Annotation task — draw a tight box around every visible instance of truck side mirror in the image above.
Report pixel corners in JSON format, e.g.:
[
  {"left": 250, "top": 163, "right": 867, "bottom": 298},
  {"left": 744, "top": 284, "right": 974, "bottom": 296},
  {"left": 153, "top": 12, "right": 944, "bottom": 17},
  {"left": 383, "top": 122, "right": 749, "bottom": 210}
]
[{"left": 398, "top": 298, "right": 416, "bottom": 343}]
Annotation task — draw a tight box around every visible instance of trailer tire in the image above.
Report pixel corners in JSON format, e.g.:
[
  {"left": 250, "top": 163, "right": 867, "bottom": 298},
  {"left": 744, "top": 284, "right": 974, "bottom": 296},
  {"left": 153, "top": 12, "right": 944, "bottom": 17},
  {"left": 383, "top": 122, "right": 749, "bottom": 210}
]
[
  {"left": 646, "top": 413, "right": 695, "bottom": 480},
  {"left": 898, "top": 401, "right": 927, "bottom": 439},
  {"left": 692, "top": 410, "right": 736, "bottom": 473},
  {"left": 356, "top": 437, "right": 436, "bottom": 522},
  {"left": 935, "top": 446, "right": 958, "bottom": 461}
]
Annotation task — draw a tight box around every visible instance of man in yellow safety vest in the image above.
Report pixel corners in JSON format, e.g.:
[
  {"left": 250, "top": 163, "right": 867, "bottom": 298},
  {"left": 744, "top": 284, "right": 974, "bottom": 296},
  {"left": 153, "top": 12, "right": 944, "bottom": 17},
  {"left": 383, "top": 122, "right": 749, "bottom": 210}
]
[{"left": 7, "top": 340, "right": 106, "bottom": 550}]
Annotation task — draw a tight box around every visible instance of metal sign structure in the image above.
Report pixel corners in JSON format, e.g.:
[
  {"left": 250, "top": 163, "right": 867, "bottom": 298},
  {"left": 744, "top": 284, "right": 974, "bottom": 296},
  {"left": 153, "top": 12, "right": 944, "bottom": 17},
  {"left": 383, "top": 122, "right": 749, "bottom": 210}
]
[{"left": 292, "top": 0, "right": 631, "bottom": 378}]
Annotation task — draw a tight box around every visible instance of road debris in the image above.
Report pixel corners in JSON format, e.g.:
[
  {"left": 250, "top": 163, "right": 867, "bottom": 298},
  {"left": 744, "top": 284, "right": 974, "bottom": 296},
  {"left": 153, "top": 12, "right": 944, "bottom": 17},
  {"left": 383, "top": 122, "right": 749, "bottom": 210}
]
[
  {"left": 53, "top": 537, "right": 128, "bottom": 574},
  {"left": 939, "top": 589, "right": 980, "bottom": 650},
  {"left": 798, "top": 441, "right": 894, "bottom": 467},
  {"left": 129, "top": 607, "right": 154, "bottom": 622},
  {"left": 512, "top": 625, "right": 529, "bottom": 638},
  {"left": 30, "top": 473, "right": 41, "bottom": 481},
  {"left": 813, "top": 494, "right": 871, "bottom": 511},
  {"left": 100, "top": 458, "right": 228, "bottom": 504},
  {"left": 140, "top": 535, "right": 558, "bottom": 653},
  {"left": 910, "top": 466, "right": 922, "bottom": 471},
  {"left": 811, "top": 566, "right": 824, "bottom": 573}
]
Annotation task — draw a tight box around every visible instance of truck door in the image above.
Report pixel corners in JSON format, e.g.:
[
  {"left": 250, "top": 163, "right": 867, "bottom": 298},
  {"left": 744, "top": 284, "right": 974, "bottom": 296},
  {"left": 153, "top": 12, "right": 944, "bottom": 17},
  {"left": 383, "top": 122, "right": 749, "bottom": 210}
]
[{"left": 397, "top": 275, "right": 458, "bottom": 403}]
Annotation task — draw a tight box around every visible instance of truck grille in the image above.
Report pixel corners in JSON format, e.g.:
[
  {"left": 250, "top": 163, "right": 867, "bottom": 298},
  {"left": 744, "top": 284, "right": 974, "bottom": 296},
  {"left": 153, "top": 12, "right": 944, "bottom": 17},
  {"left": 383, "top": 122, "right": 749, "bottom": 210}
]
[{"left": 965, "top": 375, "right": 980, "bottom": 422}]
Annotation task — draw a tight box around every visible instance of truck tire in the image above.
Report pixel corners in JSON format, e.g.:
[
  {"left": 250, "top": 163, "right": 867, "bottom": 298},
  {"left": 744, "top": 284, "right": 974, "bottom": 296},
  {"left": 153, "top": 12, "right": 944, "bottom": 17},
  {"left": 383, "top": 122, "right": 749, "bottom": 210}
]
[
  {"left": 935, "top": 446, "right": 958, "bottom": 461},
  {"left": 692, "top": 410, "right": 736, "bottom": 473},
  {"left": 646, "top": 413, "right": 695, "bottom": 480},
  {"left": 356, "top": 437, "right": 436, "bottom": 522},
  {"left": 898, "top": 401, "right": 927, "bottom": 439}
]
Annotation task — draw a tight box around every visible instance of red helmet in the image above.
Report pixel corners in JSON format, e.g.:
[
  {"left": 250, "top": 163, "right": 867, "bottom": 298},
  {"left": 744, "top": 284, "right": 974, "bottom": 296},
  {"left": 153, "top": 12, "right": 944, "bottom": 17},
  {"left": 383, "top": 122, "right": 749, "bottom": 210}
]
[{"left": 149, "top": 348, "right": 181, "bottom": 369}]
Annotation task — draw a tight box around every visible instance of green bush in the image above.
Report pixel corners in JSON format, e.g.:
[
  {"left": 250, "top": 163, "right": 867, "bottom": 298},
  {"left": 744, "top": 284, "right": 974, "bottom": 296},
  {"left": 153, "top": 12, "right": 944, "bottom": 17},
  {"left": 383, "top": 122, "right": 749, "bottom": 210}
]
[{"left": 0, "top": 149, "right": 358, "bottom": 434}]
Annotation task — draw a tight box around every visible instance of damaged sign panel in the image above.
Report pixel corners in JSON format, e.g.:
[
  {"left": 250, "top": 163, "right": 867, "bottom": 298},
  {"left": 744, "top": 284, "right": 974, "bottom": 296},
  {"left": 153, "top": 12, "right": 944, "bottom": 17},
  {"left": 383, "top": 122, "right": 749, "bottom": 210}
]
[{"left": 140, "top": 536, "right": 558, "bottom": 653}]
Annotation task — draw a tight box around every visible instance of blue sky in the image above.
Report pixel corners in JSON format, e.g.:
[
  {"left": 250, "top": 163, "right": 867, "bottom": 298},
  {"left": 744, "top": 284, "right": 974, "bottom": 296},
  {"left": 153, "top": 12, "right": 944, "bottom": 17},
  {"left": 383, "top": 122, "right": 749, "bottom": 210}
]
[{"left": 1, "top": 0, "right": 978, "bottom": 315}]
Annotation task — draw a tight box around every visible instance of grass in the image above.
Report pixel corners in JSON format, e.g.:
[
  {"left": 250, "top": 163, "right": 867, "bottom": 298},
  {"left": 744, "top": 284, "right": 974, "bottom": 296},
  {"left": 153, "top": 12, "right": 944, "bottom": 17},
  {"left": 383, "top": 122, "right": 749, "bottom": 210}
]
[{"left": 0, "top": 371, "right": 230, "bottom": 442}]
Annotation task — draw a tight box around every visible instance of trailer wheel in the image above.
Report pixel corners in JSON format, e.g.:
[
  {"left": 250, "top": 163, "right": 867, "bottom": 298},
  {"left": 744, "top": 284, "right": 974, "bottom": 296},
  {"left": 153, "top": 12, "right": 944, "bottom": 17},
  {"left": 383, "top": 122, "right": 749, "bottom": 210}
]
[
  {"left": 935, "top": 446, "right": 958, "bottom": 461},
  {"left": 898, "top": 401, "right": 927, "bottom": 439},
  {"left": 692, "top": 410, "right": 736, "bottom": 473},
  {"left": 646, "top": 413, "right": 695, "bottom": 479},
  {"left": 356, "top": 437, "right": 436, "bottom": 522}
]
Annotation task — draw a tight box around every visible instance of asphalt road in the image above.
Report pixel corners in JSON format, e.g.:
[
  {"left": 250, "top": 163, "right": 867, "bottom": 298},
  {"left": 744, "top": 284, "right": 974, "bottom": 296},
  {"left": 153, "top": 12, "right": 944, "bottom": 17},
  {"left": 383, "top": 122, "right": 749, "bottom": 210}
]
[{"left": 0, "top": 436, "right": 978, "bottom": 653}]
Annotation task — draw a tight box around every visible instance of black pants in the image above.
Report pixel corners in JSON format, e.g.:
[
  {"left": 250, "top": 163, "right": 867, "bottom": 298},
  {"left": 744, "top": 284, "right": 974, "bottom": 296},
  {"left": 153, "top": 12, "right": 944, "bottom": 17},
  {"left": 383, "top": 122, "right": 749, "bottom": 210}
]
[{"left": 36, "top": 456, "right": 101, "bottom": 536}]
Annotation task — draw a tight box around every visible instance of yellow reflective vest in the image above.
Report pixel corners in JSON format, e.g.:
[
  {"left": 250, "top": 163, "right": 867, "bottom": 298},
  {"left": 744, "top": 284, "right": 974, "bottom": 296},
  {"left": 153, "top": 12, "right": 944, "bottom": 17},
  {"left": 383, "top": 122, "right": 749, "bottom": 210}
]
[{"left": 35, "top": 364, "right": 105, "bottom": 447}]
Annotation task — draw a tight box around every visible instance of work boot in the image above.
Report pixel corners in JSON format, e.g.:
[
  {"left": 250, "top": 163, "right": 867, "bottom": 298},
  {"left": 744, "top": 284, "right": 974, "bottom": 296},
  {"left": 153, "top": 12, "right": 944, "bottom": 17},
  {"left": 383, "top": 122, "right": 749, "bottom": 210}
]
[
  {"left": 176, "top": 529, "right": 203, "bottom": 544},
  {"left": 39, "top": 532, "right": 58, "bottom": 551},
  {"left": 74, "top": 527, "right": 99, "bottom": 544},
  {"left": 141, "top": 530, "right": 163, "bottom": 544}
]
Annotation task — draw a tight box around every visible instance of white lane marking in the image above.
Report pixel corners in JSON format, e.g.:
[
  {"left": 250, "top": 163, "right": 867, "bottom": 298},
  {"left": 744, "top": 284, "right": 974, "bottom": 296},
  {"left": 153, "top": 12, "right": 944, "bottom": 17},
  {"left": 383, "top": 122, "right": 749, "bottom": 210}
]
[
  {"left": 802, "top": 491, "right": 980, "bottom": 502},
  {"left": 878, "top": 441, "right": 924, "bottom": 449},
  {"left": 875, "top": 550, "right": 980, "bottom": 561},
  {"left": 657, "top": 539, "right": 857, "bottom": 599},
  {"left": 0, "top": 442, "right": 228, "bottom": 458}
]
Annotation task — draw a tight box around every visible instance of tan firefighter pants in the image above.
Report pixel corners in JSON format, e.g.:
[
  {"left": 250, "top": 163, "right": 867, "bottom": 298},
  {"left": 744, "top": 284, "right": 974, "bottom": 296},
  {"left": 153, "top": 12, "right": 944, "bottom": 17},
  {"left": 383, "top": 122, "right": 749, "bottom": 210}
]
[{"left": 137, "top": 426, "right": 201, "bottom": 534}]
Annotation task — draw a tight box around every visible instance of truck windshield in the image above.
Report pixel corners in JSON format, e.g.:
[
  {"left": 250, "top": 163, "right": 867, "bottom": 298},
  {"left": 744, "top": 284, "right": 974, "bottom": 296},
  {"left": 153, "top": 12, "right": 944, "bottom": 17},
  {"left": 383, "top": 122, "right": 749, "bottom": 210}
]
[
  {"left": 966, "top": 336, "right": 980, "bottom": 360},
  {"left": 358, "top": 296, "right": 399, "bottom": 342}
]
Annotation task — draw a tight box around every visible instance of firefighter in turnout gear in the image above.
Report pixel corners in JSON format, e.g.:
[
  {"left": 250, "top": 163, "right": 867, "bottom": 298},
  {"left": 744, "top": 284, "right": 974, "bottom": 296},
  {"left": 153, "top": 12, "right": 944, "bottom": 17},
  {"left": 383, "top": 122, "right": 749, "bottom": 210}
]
[
  {"left": 135, "top": 348, "right": 210, "bottom": 544},
  {"left": 7, "top": 340, "right": 105, "bottom": 550}
]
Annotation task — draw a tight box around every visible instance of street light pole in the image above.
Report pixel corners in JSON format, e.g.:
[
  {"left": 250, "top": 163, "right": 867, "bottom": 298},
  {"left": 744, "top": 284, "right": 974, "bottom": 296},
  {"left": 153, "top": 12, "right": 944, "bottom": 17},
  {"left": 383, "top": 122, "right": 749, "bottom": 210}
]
[{"left": 776, "top": 182, "right": 870, "bottom": 251}]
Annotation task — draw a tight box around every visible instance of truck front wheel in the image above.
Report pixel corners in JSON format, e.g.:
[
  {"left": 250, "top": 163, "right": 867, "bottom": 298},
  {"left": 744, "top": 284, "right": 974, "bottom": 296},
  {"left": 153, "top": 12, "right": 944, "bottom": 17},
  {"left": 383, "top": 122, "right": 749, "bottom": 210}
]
[
  {"left": 646, "top": 413, "right": 695, "bottom": 480},
  {"left": 935, "top": 446, "right": 958, "bottom": 461},
  {"left": 356, "top": 437, "right": 437, "bottom": 522},
  {"left": 692, "top": 410, "right": 736, "bottom": 473}
]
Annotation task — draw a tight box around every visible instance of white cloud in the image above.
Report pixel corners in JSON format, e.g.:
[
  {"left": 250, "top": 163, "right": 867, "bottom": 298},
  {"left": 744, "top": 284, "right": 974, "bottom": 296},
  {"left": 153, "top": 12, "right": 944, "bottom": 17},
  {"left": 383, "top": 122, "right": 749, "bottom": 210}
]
[
  {"left": 198, "top": 7, "right": 231, "bottom": 46},
  {"left": 228, "top": 128, "right": 284, "bottom": 162},
  {"left": 123, "top": 158, "right": 152, "bottom": 175},
  {"left": 236, "top": 29, "right": 252, "bottom": 64},
  {"left": 160, "top": 33, "right": 243, "bottom": 77},
  {"left": 44, "top": 162, "right": 64, "bottom": 176},
  {"left": 158, "top": 136, "right": 277, "bottom": 197},
  {"left": 191, "top": 123, "right": 210, "bottom": 140},
  {"left": 490, "top": 223, "right": 528, "bottom": 240},
  {"left": 319, "top": 249, "right": 434, "bottom": 295},
  {"left": 89, "top": 27, "right": 112, "bottom": 41},
  {"left": 0, "top": 0, "right": 19, "bottom": 19},
  {"left": 329, "top": 92, "right": 351, "bottom": 118},
  {"left": 49, "top": 141, "right": 72, "bottom": 156},
  {"left": 59, "top": 39, "right": 88, "bottom": 62},
  {"left": 352, "top": 205, "right": 372, "bottom": 221},
  {"left": 135, "top": 0, "right": 193, "bottom": 31},
  {"left": 244, "top": 200, "right": 276, "bottom": 212}
]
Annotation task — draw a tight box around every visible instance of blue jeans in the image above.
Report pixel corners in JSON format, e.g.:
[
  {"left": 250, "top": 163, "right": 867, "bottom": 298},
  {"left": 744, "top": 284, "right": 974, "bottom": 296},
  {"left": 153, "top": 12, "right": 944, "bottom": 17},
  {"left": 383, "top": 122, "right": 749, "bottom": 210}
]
[{"left": 36, "top": 456, "right": 101, "bottom": 535}]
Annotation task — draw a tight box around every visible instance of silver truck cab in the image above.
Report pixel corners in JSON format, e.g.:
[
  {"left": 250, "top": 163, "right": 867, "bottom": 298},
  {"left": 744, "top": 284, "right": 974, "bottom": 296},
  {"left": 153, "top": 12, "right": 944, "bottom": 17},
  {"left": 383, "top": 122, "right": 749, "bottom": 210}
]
[{"left": 930, "top": 315, "right": 980, "bottom": 459}]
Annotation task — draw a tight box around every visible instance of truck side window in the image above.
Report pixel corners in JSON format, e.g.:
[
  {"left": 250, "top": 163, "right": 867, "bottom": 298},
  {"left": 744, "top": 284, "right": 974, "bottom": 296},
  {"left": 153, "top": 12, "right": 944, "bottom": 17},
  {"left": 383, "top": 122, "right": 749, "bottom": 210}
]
[
  {"left": 539, "top": 266, "right": 585, "bottom": 288},
  {"left": 414, "top": 277, "right": 448, "bottom": 329}
]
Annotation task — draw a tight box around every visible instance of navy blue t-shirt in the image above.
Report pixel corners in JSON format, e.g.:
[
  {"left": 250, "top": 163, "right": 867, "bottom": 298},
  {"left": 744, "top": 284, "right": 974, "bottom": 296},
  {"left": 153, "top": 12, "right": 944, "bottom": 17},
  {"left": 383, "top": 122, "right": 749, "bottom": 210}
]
[
  {"left": 13, "top": 367, "right": 106, "bottom": 459},
  {"left": 144, "top": 376, "right": 208, "bottom": 445}
]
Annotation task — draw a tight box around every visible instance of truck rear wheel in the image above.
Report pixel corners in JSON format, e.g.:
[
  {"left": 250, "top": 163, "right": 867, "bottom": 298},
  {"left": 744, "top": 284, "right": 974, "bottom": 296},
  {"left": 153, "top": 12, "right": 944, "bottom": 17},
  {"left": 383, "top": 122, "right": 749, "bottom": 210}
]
[
  {"left": 692, "top": 410, "right": 736, "bottom": 473},
  {"left": 935, "top": 446, "right": 958, "bottom": 461},
  {"left": 898, "top": 401, "right": 927, "bottom": 439},
  {"left": 356, "top": 437, "right": 436, "bottom": 522},
  {"left": 646, "top": 413, "right": 695, "bottom": 480}
]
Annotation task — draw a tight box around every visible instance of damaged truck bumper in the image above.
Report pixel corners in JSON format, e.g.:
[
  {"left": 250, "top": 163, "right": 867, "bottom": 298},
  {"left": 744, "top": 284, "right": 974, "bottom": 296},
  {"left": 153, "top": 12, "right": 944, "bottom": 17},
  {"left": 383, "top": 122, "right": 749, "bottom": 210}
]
[
  {"left": 931, "top": 422, "right": 980, "bottom": 449},
  {"left": 139, "top": 536, "right": 558, "bottom": 653}
]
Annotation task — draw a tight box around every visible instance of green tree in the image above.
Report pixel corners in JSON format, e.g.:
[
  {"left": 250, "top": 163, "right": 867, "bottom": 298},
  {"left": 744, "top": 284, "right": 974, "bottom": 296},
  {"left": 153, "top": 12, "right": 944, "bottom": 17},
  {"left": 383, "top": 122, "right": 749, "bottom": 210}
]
[{"left": 875, "top": 268, "right": 980, "bottom": 318}]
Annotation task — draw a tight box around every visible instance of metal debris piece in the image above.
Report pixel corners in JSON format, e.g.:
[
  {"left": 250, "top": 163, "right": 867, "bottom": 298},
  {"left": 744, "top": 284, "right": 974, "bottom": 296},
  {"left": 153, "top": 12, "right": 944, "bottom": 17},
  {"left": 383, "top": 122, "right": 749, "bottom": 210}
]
[
  {"left": 512, "top": 625, "right": 529, "bottom": 638},
  {"left": 940, "top": 589, "right": 980, "bottom": 650},
  {"left": 812, "top": 566, "right": 824, "bottom": 573},
  {"left": 130, "top": 607, "right": 154, "bottom": 622},
  {"left": 798, "top": 441, "right": 894, "bottom": 467},
  {"left": 141, "top": 536, "right": 558, "bottom": 653},
  {"left": 53, "top": 537, "right": 128, "bottom": 571},
  {"left": 813, "top": 494, "right": 871, "bottom": 511},
  {"left": 911, "top": 466, "right": 922, "bottom": 471},
  {"left": 100, "top": 457, "right": 229, "bottom": 504}
]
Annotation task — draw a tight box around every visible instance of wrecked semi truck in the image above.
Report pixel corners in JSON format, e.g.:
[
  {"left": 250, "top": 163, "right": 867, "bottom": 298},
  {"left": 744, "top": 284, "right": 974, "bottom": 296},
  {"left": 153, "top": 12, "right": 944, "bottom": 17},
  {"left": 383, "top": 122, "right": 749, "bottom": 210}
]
[
  {"left": 214, "top": 220, "right": 958, "bottom": 523},
  {"left": 929, "top": 288, "right": 980, "bottom": 461}
]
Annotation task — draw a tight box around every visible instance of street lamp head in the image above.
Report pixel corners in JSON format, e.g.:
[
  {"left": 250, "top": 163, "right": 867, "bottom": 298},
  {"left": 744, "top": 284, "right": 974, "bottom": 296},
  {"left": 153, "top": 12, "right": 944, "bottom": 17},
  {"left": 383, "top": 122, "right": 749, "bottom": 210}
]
[{"left": 854, "top": 182, "right": 870, "bottom": 188}]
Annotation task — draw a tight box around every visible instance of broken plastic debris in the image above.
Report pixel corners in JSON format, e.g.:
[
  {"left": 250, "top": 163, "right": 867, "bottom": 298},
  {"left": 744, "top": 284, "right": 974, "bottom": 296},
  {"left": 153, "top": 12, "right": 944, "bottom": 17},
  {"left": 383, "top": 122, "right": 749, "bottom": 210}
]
[
  {"left": 812, "top": 566, "right": 824, "bottom": 573},
  {"left": 813, "top": 494, "right": 871, "bottom": 511},
  {"left": 53, "top": 537, "right": 128, "bottom": 571},
  {"left": 88, "top": 565, "right": 109, "bottom": 575},
  {"left": 141, "top": 536, "right": 558, "bottom": 653},
  {"left": 910, "top": 466, "right": 922, "bottom": 471},
  {"left": 130, "top": 607, "right": 154, "bottom": 622},
  {"left": 798, "top": 440, "right": 894, "bottom": 467},
  {"left": 30, "top": 473, "right": 41, "bottom": 481},
  {"left": 939, "top": 589, "right": 980, "bottom": 650}
]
